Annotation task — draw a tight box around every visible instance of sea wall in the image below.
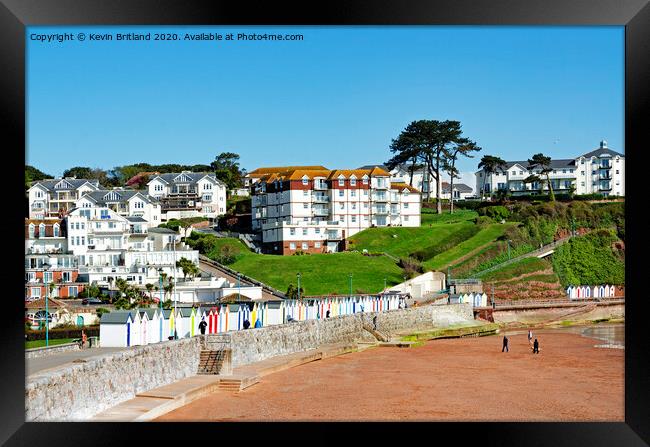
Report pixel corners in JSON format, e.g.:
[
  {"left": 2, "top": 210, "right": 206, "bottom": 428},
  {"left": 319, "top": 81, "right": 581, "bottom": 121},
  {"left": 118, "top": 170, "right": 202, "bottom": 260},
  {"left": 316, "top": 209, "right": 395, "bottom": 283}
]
[
  {"left": 494, "top": 303, "right": 624, "bottom": 324},
  {"left": 25, "top": 342, "right": 81, "bottom": 359}
]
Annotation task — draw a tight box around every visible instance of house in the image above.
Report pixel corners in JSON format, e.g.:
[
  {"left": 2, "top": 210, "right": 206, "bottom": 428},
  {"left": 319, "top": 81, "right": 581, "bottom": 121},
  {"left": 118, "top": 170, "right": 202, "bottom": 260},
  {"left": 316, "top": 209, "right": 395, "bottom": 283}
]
[
  {"left": 440, "top": 182, "right": 474, "bottom": 201},
  {"left": 75, "top": 188, "right": 161, "bottom": 224},
  {"left": 28, "top": 178, "right": 100, "bottom": 219},
  {"left": 360, "top": 164, "right": 435, "bottom": 197},
  {"left": 474, "top": 140, "right": 624, "bottom": 198},
  {"left": 385, "top": 271, "right": 446, "bottom": 300},
  {"left": 99, "top": 311, "right": 134, "bottom": 347},
  {"left": 147, "top": 172, "right": 227, "bottom": 222},
  {"left": 250, "top": 165, "right": 421, "bottom": 255}
]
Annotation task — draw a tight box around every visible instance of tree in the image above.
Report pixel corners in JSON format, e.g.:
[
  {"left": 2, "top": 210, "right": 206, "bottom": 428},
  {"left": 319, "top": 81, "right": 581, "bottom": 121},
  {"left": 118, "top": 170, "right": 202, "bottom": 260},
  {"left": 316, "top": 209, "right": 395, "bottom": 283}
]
[
  {"left": 62, "top": 166, "right": 93, "bottom": 179},
  {"left": 285, "top": 283, "right": 304, "bottom": 300},
  {"left": 385, "top": 134, "right": 422, "bottom": 188},
  {"left": 388, "top": 120, "right": 477, "bottom": 213},
  {"left": 211, "top": 152, "right": 243, "bottom": 190},
  {"left": 145, "top": 283, "right": 155, "bottom": 301},
  {"left": 25, "top": 165, "right": 53, "bottom": 190},
  {"left": 477, "top": 155, "right": 507, "bottom": 200},
  {"left": 176, "top": 257, "right": 199, "bottom": 281},
  {"left": 443, "top": 140, "right": 481, "bottom": 213},
  {"left": 527, "top": 153, "right": 555, "bottom": 202}
]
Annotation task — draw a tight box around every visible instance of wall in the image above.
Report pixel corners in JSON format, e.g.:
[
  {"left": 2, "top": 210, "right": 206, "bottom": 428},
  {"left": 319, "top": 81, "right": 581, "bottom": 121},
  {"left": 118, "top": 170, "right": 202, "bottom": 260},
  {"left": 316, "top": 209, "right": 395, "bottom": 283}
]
[
  {"left": 25, "top": 342, "right": 81, "bottom": 359},
  {"left": 206, "top": 303, "right": 473, "bottom": 367},
  {"left": 26, "top": 336, "right": 203, "bottom": 421},
  {"left": 494, "top": 303, "right": 624, "bottom": 324}
]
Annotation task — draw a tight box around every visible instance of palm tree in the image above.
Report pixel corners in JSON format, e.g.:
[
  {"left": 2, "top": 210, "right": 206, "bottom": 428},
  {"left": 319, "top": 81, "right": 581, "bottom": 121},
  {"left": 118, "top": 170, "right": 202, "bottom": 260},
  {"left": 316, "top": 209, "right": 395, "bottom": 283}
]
[
  {"left": 145, "top": 283, "right": 155, "bottom": 301},
  {"left": 477, "top": 155, "right": 507, "bottom": 200},
  {"left": 527, "top": 153, "right": 555, "bottom": 201}
]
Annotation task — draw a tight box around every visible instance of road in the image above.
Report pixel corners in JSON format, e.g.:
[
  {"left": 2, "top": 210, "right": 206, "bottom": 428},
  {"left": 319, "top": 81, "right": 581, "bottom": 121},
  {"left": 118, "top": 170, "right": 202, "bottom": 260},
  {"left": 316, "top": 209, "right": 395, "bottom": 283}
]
[{"left": 27, "top": 347, "right": 127, "bottom": 377}]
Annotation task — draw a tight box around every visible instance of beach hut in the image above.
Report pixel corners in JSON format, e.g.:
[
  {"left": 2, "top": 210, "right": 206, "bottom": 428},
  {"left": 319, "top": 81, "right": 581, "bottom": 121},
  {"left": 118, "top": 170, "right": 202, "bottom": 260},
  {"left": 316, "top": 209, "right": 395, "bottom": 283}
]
[
  {"left": 137, "top": 309, "right": 154, "bottom": 345},
  {"left": 599, "top": 285, "right": 606, "bottom": 298},
  {"left": 609, "top": 285, "right": 616, "bottom": 297},
  {"left": 593, "top": 286, "right": 599, "bottom": 299},
  {"left": 100, "top": 311, "right": 134, "bottom": 347},
  {"left": 130, "top": 311, "right": 142, "bottom": 346},
  {"left": 584, "top": 286, "right": 591, "bottom": 298}
]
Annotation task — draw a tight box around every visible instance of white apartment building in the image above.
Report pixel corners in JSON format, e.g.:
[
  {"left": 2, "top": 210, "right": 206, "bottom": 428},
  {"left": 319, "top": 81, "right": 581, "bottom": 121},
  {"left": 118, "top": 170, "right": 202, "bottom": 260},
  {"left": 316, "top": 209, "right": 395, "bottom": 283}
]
[
  {"left": 474, "top": 141, "right": 624, "bottom": 198},
  {"left": 251, "top": 166, "right": 421, "bottom": 255},
  {"left": 65, "top": 206, "right": 199, "bottom": 287},
  {"left": 75, "top": 189, "right": 161, "bottom": 224},
  {"left": 28, "top": 178, "right": 100, "bottom": 219},
  {"left": 360, "top": 164, "right": 435, "bottom": 197},
  {"left": 147, "top": 172, "right": 227, "bottom": 222}
]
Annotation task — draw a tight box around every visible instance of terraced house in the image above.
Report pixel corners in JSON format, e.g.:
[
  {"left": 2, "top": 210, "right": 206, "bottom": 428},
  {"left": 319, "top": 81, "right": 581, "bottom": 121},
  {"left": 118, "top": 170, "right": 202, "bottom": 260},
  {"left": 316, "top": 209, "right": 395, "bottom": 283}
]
[
  {"left": 75, "top": 188, "right": 161, "bottom": 224},
  {"left": 475, "top": 140, "right": 625, "bottom": 198},
  {"left": 249, "top": 165, "right": 421, "bottom": 255},
  {"left": 146, "top": 172, "right": 227, "bottom": 222}
]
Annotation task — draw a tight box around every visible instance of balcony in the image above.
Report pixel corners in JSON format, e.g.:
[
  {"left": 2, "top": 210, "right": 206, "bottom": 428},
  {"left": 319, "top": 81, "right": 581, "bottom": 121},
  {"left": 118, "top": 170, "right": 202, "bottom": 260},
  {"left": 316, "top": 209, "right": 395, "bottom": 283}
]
[
  {"left": 168, "top": 190, "right": 198, "bottom": 197},
  {"left": 599, "top": 184, "right": 612, "bottom": 191},
  {"left": 129, "top": 228, "right": 148, "bottom": 235},
  {"left": 326, "top": 231, "right": 342, "bottom": 240},
  {"left": 313, "top": 181, "right": 328, "bottom": 190},
  {"left": 373, "top": 208, "right": 390, "bottom": 215},
  {"left": 311, "top": 207, "right": 330, "bottom": 217},
  {"left": 598, "top": 165, "right": 611, "bottom": 170},
  {"left": 312, "top": 194, "right": 329, "bottom": 203},
  {"left": 372, "top": 194, "right": 389, "bottom": 202},
  {"left": 599, "top": 174, "right": 612, "bottom": 180},
  {"left": 374, "top": 182, "right": 389, "bottom": 190}
]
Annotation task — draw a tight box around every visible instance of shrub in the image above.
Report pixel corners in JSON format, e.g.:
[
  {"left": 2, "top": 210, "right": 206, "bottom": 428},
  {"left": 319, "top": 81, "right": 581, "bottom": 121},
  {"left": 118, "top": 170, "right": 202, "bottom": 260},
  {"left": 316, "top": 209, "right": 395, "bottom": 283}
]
[
  {"left": 474, "top": 216, "right": 492, "bottom": 227},
  {"left": 399, "top": 257, "right": 425, "bottom": 279},
  {"left": 25, "top": 325, "right": 99, "bottom": 341}
]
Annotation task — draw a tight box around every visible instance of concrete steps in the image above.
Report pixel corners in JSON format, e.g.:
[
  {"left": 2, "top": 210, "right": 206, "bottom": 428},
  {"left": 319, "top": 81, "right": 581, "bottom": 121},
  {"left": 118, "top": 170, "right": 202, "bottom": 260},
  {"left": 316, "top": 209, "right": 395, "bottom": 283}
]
[{"left": 197, "top": 350, "right": 226, "bottom": 375}]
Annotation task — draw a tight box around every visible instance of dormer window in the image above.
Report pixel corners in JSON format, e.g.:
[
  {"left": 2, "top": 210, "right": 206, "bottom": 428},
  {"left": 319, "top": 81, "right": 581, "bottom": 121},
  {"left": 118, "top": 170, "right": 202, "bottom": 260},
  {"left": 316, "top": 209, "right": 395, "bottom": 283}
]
[
  {"left": 53, "top": 224, "right": 60, "bottom": 237},
  {"left": 302, "top": 176, "right": 309, "bottom": 185},
  {"left": 39, "top": 223, "right": 46, "bottom": 237},
  {"left": 28, "top": 224, "right": 35, "bottom": 239},
  {"left": 362, "top": 176, "right": 369, "bottom": 185},
  {"left": 338, "top": 176, "right": 345, "bottom": 187}
]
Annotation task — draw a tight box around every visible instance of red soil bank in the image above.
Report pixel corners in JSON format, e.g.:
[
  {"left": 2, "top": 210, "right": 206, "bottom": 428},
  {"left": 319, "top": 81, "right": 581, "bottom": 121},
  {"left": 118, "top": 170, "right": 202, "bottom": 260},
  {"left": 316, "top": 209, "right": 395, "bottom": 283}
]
[{"left": 157, "top": 331, "right": 623, "bottom": 422}]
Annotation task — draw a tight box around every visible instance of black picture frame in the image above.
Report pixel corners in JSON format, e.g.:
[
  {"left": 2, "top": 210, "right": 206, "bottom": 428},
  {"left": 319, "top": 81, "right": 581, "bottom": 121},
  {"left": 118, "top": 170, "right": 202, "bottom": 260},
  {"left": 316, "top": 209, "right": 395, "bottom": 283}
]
[{"left": 2, "top": 0, "right": 648, "bottom": 444}]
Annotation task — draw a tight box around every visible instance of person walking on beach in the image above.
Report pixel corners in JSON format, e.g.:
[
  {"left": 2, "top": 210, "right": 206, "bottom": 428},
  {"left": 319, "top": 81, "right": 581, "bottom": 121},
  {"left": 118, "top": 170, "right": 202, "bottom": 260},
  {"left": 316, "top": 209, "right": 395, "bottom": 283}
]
[
  {"left": 502, "top": 334, "right": 509, "bottom": 352},
  {"left": 81, "top": 329, "right": 87, "bottom": 349},
  {"left": 528, "top": 329, "right": 533, "bottom": 345},
  {"left": 533, "top": 338, "right": 540, "bottom": 354},
  {"left": 198, "top": 317, "right": 207, "bottom": 335},
  {"left": 326, "top": 310, "right": 330, "bottom": 318}
]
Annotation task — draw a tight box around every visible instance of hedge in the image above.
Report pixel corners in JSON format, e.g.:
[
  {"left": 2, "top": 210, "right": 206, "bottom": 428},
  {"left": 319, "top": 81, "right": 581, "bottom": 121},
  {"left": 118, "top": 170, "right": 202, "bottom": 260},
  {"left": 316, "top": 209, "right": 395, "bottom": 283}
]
[
  {"left": 25, "top": 325, "right": 99, "bottom": 342},
  {"left": 410, "top": 225, "right": 481, "bottom": 262}
]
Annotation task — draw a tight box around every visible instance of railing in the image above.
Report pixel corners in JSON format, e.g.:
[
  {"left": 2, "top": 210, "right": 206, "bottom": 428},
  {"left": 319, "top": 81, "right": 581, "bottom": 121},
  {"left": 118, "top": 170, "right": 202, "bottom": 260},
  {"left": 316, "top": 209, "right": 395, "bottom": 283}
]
[
  {"left": 312, "top": 194, "right": 329, "bottom": 203},
  {"left": 373, "top": 208, "right": 389, "bottom": 215},
  {"left": 311, "top": 208, "right": 330, "bottom": 216},
  {"left": 372, "top": 194, "right": 389, "bottom": 202},
  {"left": 313, "top": 182, "right": 328, "bottom": 190}
]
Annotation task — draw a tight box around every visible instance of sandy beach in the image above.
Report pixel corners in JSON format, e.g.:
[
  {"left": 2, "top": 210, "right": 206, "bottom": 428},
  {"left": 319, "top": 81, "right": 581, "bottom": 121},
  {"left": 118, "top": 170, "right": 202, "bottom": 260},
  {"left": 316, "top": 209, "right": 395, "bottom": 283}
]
[{"left": 156, "top": 328, "right": 624, "bottom": 422}]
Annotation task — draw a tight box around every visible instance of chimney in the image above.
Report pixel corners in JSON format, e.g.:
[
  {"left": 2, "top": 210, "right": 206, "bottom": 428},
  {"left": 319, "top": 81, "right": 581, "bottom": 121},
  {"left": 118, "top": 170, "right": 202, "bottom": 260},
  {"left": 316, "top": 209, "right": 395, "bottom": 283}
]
[{"left": 600, "top": 140, "right": 608, "bottom": 149}]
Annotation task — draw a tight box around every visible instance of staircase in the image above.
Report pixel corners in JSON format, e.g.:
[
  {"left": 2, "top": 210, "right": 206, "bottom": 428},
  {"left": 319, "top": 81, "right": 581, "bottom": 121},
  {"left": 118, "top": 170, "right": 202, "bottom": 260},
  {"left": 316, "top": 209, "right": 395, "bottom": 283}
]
[
  {"left": 362, "top": 323, "right": 390, "bottom": 342},
  {"left": 197, "top": 349, "right": 229, "bottom": 375},
  {"left": 218, "top": 377, "right": 244, "bottom": 391}
]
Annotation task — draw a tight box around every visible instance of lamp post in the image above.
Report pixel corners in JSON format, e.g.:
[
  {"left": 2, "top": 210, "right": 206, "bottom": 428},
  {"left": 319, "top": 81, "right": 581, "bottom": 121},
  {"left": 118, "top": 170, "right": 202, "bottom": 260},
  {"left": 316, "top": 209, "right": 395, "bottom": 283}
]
[
  {"left": 43, "top": 261, "right": 51, "bottom": 347},
  {"left": 296, "top": 272, "right": 301, "bottom": 301},
  {"left": 383, "top": 277, "right": 386, "bottom": 293},
  {"left": 349, "top": 273, "right": 352, "bottom": 298},
  {"left": 507, "top": 240, "right": 511, "bottom": 260},
  {"left": 158, "top": 267, "right": 163, "bottom": 342},
  {"left": 237, "top": 273, "right": 241, "bottom": 302}
]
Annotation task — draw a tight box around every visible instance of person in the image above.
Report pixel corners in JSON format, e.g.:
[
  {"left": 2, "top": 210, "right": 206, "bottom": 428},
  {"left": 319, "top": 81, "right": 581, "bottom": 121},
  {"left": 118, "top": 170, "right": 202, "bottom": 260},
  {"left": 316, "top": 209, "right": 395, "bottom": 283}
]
[
  {"left": 198, "top": 317, "right": 207, "bottom": 335},
  {"left": 326, "top": 310, "right": 330, "bottom": 318},
  {"left": 533, "top": 338, "right": 540, "bottom": 354},
  {"left": 528, "top": 329, "right": 533, "bottom": 345},
  {"left": 174, "top": 329, "right": 178, "bottom": 340},
  {"left": 502, "top": 334, "right": 509, "bottom": 352},
  {"left": 81, "top": 329, "right": 87, "bottom": 349},
  {"left": 254, "top": 318, "right": 262, "bottom": 328},
  {"left": 243, "top": 319, "right": 251, "bottom": 329},
  {"left": 372, "top": 315, "right": 378, "bottom": 330}
]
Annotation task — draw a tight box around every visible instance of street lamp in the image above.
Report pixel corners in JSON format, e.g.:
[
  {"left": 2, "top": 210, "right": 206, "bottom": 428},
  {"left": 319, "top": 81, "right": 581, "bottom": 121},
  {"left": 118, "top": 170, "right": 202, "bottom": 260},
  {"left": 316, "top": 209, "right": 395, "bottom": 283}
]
[
  {"left": 158, "top": 267, "right": 163, "bottom": 342},
  {"left": 42, "top": 261, "right": 51, "bottom": 347},
  {"left": 383, "top": 277, "right": 387, "bottom": 293},
  {"left": 349, "top": 273, "right": 353, "bottom": 298},
  {"left": 507, "top": 240, "right": 512, "bottom": 260},
  {"left": 296, "top": 273, "right": 301, "bottom": 301},
  {"left": 237, "top": 273, "right": 241, "bottom": 302}
]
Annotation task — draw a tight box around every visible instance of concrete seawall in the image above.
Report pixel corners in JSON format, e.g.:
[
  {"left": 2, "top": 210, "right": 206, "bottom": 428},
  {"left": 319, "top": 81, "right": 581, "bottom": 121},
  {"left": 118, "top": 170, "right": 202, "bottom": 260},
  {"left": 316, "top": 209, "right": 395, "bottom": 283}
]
[
  {"left": 26, "top": 303, "right": 473, "bottom": 421},
  {"left": 493, "top": 303, "right": 624, "bottom": 324}
]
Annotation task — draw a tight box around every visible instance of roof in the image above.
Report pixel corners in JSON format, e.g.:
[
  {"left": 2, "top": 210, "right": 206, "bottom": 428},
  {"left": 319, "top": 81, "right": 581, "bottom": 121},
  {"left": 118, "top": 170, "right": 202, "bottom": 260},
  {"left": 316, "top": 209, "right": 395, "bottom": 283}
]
[
  {"left": 389, "top": 182, "right": 420, "bottom": 193},
  {"left": 220, "top": 293, "right": 252, "bottom": 303},
  {"left": 25, "top": 297, "right": 67, "bottom": 310},
  {"left": 579, "top": 148, "right": 624, "bottom": 159},
  {"left": 80, "top": 189, "right": 158, "bottom": 205},
  {"left": 138, "top": 308, "right": 157, "bottom": 319},
  {"left": 248, "top": 166, "right": 329, "bottom": 176},
  {"left": 328, "top": 169, "right": 372, "bottom": 179},
  {"left": 255, "top": 166, "right": 390, "bottom": 183},
  {"left": 177, "top": 307, "right": 194, "bottom": 317},
  {"left": 441, "top": 182, "right": 473, "bottom": 193},
  {"left": 100, "top": 311, "right": 133, "bottom": 324},
  {"left": 31, "top": 178, "right": 100, "bottom": 191},
  {"left": 357, "top": 164, "right": 389, "bottom": 171},
  {"left": 148, "top": 227, "right": 177, "bottom": 234},
  {"left": 500, "top": 159, "right": 576, "bottom": 172},
  {"left": 147, "top": 172, "right": 222, "bottom": 186},
  {"left": 125, "top": 216, "right": 148, "bottom": 223}
]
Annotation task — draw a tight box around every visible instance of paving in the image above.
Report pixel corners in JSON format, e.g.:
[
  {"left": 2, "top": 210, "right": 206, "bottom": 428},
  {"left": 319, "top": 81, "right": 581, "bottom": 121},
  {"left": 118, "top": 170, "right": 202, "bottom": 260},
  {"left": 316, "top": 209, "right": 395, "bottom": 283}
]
[
  {"left": 91, "top": 341, "right": 370, "bottom": 422},
  {"left": 26, "top": 347, "right": 126, "bottom": 376}
]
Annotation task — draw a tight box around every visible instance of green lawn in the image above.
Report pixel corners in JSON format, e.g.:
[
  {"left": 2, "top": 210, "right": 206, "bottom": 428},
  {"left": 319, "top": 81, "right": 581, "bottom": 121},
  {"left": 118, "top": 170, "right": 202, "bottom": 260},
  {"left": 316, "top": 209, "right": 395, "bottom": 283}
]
[
  {"left": 348, "top": 223, "right": 473, "bottom": 258},
  {"left": 424, "top": 223, "right": 518, "bottom": 270},
  {"left": 25, "top": 338, "right": 75, "bottom": 349},
  {"left": 421, "top": 209, "right": 478, "bottom": 225}
]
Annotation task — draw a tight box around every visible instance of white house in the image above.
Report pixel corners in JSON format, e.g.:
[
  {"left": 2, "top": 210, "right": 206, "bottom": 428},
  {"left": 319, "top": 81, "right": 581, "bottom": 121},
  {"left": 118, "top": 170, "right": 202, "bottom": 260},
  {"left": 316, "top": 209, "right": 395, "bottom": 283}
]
[
  {"left": 440, "top": 182, "right": 474, "bottom": 201},
  {"left": 147, "top": 172, "right": 227, "bottom": 222},
  {"left": 28, "top": 178, "right": 100, "bottom": 219},
  {"left": 75, "top": 189, "right": 161, "bottom": 225}
]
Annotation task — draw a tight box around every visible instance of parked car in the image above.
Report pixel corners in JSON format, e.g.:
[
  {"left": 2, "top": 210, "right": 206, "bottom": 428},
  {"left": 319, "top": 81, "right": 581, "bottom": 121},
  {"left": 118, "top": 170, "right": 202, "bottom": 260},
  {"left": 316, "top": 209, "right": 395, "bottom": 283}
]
[{"left": 81, "top": 298, "right": 103, "bottom": 305}]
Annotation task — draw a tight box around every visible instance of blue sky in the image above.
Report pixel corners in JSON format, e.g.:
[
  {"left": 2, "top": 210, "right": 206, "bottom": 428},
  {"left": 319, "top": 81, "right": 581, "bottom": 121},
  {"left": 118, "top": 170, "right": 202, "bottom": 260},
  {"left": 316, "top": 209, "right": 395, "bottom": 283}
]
[{"left": 27, "top": 26, "right": 624, "bottom": 186}]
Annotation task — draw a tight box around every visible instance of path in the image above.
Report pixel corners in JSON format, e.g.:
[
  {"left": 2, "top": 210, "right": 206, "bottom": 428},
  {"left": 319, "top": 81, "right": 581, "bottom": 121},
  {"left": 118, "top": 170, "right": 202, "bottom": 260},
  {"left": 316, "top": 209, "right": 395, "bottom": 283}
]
[
  {"left": 27, "top": 347, "right": 126, "bottom": 376},
  {"left": 198, "top": 256, "right": 283, "bottom": 301}
]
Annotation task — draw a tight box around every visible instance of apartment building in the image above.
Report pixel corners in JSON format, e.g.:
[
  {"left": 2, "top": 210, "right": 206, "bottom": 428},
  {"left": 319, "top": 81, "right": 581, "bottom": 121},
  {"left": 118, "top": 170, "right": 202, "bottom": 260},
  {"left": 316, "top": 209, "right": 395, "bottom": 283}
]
[
  {"left": 251, "top": 166, "right": 421, "bottom": 255},
  {"left": 25, "top": 219, "right": 86, "bottom": 299},
  {"left": 474, "top": 141, "right": 624, "bottom": 198},
  {"left": 75, "top": 189, "right": 162, "bottom": 224},
  {"left": 65, "top": 206, "right": 199, "bottom": 287},
  {"left": 360, "top": 164, "right": 435, "bottom": 197},
  {"left": 28, "top": 178, "right": 100, "bottom": 219},
  {"left": 147, "top": 172, "right": 227, "bottom": 222}
]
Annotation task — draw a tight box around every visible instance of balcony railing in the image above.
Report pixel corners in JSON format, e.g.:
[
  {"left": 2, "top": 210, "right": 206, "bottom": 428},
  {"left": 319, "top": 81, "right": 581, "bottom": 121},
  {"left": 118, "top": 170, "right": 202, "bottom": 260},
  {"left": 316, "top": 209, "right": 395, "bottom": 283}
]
[
  {"left": 599, "top": 165, "right": 611, "bottom": 170},
  {"left": 374, "top": 183, "right": 389, "bottom": 190},
  {"left": 373, "top": 208, "right": 389, "bottom": 215},
  {"left": 326, "top": 231, "right": 342, "bottom": 240},
  {"left": 372, "top": 194, "right": 389, "bottom": 202},
  {"left": 168, "top": 190, "right": 198, "bottom": 196},
  {"left": 312, "top": 194, "right": 329, "bottom": 203},
  {"left": 311, "top": 207, "right": 330, "bottom": 217},
  {"left": 129, "top": 229, "right": 148, "bottom": 234},
  {"left": 599, "top": 185, "right": 612, "bottom": 191},
  {"left": 313, "top": 182, "right": 328, "bottom": 190}
]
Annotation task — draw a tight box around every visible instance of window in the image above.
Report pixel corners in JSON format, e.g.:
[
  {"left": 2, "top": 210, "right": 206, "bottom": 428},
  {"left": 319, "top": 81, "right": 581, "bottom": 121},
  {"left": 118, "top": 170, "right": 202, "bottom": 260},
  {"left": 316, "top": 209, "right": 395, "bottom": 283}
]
[
  {"left": 134, "top": 201, "right": 145, "bottom": 208},
  {"left": 81, "top": 236, "right": 85, "bottom": 245},
  {"left": 364, "top": 216, "right": 369, "bottom": 222},
  {"left": 364, "top": 190, "right": 368, "bottom": 196},
  {"left": 290, "top": 228, "right": 296, "bottom": 236},
  {"left": 62, "top": 271, "right": 71, "bottom": 282},
  {"left": 100, "top": 209, "right": 109, "bottom": 219},
  {"left": 76, "top": 237, "right": 81, "bottom": 245},
  {"left": 31, "top": 288, "right": 41, "bottom": 298},
  {"left": 315, "top": 242, "right": 321, "bottom": 248},
  {"left": 26, "top": 272, "right": 36, "bottom": 282},
  {"left": 616, "top": 170, "right": 619, "bottom": 174},
  {"left": 339, "top": 215, "right": 345, "bottom": 222},
  {"left": 364, "top": 203, "right": 368, "bottom": 208},
  {"left": 581, "top": 171, "right": 585, "bottom": 175},
  {"left": 81, "top": 222, "right": 85, "bottom": 229},
  {"left": 302, "top": 228, "right": 308, "bottom": 236},
  {"left": 569, "top": 169, "right": 574, "bottom": 173},
  {"left": 303, "top": 203, "right": 308, "bottom": 209},
  {"left": 351, "top": 190, "right": 356, "bottom": 197},
  {"left": 203, "top": 183, "right": 212, "bottom": 190},
  {"left": 339, "top": 190, "right": 344, "bottom": 197},
  {"left": 519, "top": 171, "right": 523, "bottom": 175},
  {"left": 404, "top": 215, "right": 410, "bottom": 221},
  {"left": 404, "top": 203, "right": 409, "bottom": 209},
  {"left": 315, "top": 228, "right": 320, "bottom": 234},
  {"left": 35, "top": 191, "right": 43, "bottom": 198},
  {"left": 302, "top": 242, "right": 308, "bottom": 250},
  {"left": 350, "top": 178, "right": 356, "bottom": 186},
  {"left": 580, "top": 159, "right": 584, "bottom": 164},
  {"left": 108, "top": 222, "right": 116, "bottom": 228},
  {"left": 581, "top": 182, "right": 585, "bottom": 186},
  {"left": 28, "top": 224, "right": 35, "bottom": 238},
  {"left": 351, "top": 216, "right": 357, "bottom": 223},
  {"left": 302, "top": 177, "right": 309, "bottom": 185},
  {"left": 203, "top": 206, "right": 212, "bottom": 213},
  {"left": 39, "top": 223, "right": 45, "bottom": 236},
  {"left": 70, "top": 237, "right": 75, "bottom": 246},
  {"left": 339, "top": 203, "right": 344, "bottom": 209},
  {"left": 44, "top": 272, "right": 53, "bottom": 283},
  {"left": 363, "top": 177, "right": 368, "bottom": 184},
  {"left": 74, "top": 222, "right": 80, "bottom": 230},
  {"left": 338, "top": 178, "right": 344, "bottom": 186},
  {"left": 303, "top": 190, "right": 308, "bottom": 197},
  {"left": 352, "top": 203, "right": 356, "bottom": 210},
  {"left": 592, "top": 170, "right": 596, "bottom": 175}
]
